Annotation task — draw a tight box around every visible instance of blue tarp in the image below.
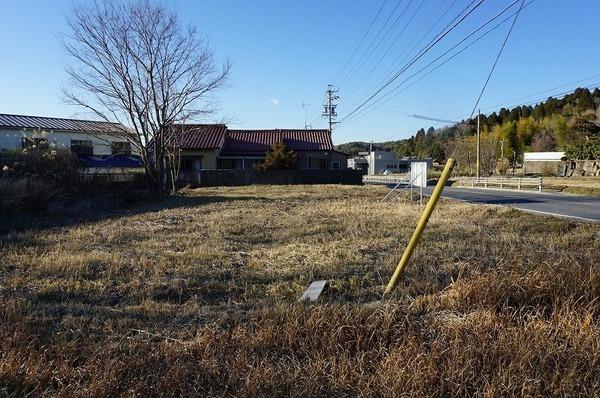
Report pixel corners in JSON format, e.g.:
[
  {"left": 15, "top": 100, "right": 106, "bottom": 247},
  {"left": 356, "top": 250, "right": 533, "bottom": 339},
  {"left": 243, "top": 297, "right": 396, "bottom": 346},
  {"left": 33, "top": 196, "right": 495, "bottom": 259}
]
[{"left": 79, "top": 155, "right": 143, "bottom": 168}]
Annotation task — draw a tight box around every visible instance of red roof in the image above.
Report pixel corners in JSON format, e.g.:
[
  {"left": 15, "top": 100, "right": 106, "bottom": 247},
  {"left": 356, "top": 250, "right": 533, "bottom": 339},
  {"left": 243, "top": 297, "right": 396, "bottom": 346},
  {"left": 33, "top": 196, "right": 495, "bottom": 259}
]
[
  {"left": 169, "top": 124, "right": 226, "bottom": 150},
  {"left": 221, "top": 129, "right": 333, "bottom": 155},
  {"left": 165, "top": 125, "right": 334, "bottom": 155}
]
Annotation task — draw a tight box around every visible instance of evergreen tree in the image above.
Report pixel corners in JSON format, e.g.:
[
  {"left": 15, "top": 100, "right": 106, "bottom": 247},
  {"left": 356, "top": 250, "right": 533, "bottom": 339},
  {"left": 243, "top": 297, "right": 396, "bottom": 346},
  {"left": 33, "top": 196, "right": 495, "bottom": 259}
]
[
  {"left": 575, "top": 88, "right": 595, "bottom": 111},
  {"left": 533, "top": 104, "right": 546, "bottom": 120},
  {"left": 592, "top": 88, "right": 600, "bottom": 103},
  {"left": 499, "top": 108, "right": 510, "bottom": 123},
  {"left": 487, "top": 112, "right": 499, "bottom": 127},
  {"left": 254, "top": 142, "right": 298, "bottom": 171}
]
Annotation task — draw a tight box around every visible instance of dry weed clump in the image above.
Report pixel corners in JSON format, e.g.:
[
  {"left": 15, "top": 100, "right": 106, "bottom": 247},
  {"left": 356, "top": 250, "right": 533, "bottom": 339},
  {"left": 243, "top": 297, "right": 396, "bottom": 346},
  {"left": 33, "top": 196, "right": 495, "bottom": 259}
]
[{"left": 1, "top": 184, "right": 600, "bottom": 396}]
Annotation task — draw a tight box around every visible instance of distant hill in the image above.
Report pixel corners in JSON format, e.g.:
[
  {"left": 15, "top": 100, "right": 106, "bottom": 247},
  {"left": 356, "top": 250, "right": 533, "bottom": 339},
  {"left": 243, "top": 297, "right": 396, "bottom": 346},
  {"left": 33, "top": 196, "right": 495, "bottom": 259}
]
[{"left": 336, "top": 87, "right": 600, "bottom": 174}]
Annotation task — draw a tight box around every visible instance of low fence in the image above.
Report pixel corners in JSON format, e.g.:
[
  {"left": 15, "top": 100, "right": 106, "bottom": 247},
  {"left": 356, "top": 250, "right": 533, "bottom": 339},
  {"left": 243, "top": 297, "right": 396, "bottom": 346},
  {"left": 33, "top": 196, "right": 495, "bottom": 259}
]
[
  {"left": 457, "top": 176, "right": 543, "bottom": 192},
  {"left": 362, "top": 173, "right": 410, "bottom": 185},
  {"left": 77, "top": 172, "right": 146, "bottom": 184},
  {"left": 198, "top": 169, "right": 363, "bottom": 187}
]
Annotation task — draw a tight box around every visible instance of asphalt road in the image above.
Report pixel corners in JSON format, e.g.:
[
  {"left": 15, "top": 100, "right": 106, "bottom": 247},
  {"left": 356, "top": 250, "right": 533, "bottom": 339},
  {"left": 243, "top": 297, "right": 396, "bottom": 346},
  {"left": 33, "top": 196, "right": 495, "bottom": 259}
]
[{"left": 422, "top": 186, "right": 600, "bottom": 222}]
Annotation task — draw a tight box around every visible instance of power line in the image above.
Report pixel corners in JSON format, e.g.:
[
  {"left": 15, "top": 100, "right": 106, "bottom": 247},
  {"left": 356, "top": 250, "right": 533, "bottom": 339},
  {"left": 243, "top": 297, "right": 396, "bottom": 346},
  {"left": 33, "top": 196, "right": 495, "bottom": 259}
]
[
  {"left": 418, "top": 82, "right": 600, "bottom": 128},
  {"left": 479, "top": 73, "right": 600, "bottom": 112},
  {"left": 479, "top": 82, "right": 600, "bottom": 115},
  {"left": 343, "top": 0, "right": 426, "bottom": 103},
  {"left": 337, "top": 0, "right": 459, "bottom": 117},
  {"left": 340, "top": 0, "right": 486, "bottom": 124},
  {"left": 339, "top": 0, "right": 417, "bottom": 92},
  {"left": 333, "top": 0, "right": 389, "bottom": 86},
  {"left": 372, "top": 0, "right": 461, "bottom": 99},
  {"left": 341, "top": 0, "right": 531, "bottom": 126},
  {"left": 337, "top": 0, "right": 406, "bottom": 89},
  {"left": 469, "top": 0, "right": 525, "bottom": 119}
]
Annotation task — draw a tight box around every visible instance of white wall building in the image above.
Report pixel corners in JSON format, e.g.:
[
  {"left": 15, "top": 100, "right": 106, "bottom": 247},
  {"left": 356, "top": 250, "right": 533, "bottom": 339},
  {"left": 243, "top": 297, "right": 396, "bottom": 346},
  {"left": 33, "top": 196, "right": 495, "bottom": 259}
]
[
  {"left": 0, "top": 113, "right": 143, "bottom": 173},
  {"left": 366, "top": 150, "right": 401, "bottom": 175},
  {"left": 523, "top": 151, "right": 567, "bottom": 175},
  {"left": 348, "top": 150, "right": 433, "bottom": 175}
]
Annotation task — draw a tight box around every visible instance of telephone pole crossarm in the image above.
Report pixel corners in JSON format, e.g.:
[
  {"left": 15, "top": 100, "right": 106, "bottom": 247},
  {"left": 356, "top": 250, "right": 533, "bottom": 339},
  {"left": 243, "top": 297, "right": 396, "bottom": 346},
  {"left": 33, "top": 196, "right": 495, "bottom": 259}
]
[{"left": 322, "top": 84, "right": 339, "bottom": 134}]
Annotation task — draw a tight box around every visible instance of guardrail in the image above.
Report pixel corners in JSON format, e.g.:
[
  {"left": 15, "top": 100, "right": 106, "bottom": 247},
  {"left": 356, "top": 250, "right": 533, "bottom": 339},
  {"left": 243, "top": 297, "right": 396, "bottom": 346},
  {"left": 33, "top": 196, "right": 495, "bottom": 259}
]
[
  {"left": 457, "top": 176, "right": 543, "bottom": 192},
  {"left": 363, "top": 173, "right": 410, "bottom": 185}
]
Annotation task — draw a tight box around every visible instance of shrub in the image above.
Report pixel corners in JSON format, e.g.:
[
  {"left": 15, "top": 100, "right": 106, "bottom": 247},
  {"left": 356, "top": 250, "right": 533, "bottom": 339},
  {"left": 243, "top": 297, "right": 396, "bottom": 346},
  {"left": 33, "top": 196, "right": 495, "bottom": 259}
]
[
  {"left": 0, "top": 148, "right": 81, "bottom": 184},
  {"left": 254, "top": 142, "right": 298, "bottom": 171},
  {"left": 0, "top": 148, "right": 81, "bottom": 213}
]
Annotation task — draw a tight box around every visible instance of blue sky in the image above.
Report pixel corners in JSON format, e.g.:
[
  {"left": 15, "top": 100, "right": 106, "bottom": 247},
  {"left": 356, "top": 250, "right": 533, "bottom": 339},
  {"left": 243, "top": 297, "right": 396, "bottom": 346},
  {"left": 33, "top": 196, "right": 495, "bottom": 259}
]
[{"left": 0, "top": 1, "right": 598, "bottom": 144}]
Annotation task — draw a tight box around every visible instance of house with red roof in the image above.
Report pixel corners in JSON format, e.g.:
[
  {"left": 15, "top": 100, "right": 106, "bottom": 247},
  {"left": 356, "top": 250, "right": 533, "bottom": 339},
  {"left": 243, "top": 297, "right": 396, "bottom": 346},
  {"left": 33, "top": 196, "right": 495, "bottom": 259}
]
[{"left": 170, "top": 124, "right": 348, "bottom": 182}]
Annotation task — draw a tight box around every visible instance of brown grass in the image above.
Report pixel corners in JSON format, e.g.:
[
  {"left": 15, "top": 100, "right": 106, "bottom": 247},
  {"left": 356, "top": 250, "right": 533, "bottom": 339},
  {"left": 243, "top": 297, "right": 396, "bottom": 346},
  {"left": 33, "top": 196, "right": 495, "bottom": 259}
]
[
  {"left": 543, "top": 176, "right": 600, "bottom": 196},
  {"left": 1, "top": 184, "right": 600, "bottom": 397}
]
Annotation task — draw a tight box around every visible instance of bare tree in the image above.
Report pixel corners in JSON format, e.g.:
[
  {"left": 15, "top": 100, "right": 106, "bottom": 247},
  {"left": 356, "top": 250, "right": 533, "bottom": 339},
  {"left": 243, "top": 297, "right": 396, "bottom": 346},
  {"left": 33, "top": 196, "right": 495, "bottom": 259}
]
[{"left": 62, "top": 0, "right": 230, "bottom": 194}]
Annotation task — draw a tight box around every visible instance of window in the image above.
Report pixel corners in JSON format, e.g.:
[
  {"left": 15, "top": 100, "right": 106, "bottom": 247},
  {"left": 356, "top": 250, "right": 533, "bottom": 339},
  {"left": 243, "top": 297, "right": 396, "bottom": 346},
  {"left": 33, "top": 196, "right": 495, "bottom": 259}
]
[
  {"left": 70, "top": 140, "right": 93, "bottom": 156},
  {"left": 331, "top": 161, "right": 340, "bottom": 170},
  {"left": 181, "top": 157, "right": 202, "bottom": 172},
  {"left": 111, "top": 141, "right": 132, "bottom": 156},
  {"left": 22, "top": 137, "right": 48, "bottom": 150}
]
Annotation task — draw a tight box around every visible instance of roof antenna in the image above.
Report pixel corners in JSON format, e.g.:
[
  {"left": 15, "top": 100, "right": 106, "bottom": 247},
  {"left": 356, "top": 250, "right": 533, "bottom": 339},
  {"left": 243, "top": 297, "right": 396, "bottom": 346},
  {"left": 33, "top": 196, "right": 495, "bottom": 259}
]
[{"left": 302, "top": 102, "right": 311, "bottom": 129}]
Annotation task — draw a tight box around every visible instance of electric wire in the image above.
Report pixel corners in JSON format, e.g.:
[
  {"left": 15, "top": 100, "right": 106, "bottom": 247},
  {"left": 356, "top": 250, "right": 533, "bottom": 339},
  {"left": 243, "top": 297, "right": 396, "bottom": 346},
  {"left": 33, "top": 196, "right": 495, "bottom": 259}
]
[
  {"left": 337, "top": 0, "right": 407, "bottom": 89},
  {"left": 469, "top": 0, "right": 525, "bottom": 119},
  {"left": 340, "top": 0, "right": 486, "bottom": 124},
  {"left": 341, "top": 0, "right": 527, "bottom": 126},
  {"left": 333, "top": 0, "right": 390, "bottom": 86},
  {"left": 343, "top": 0, "right": 427, "bottom": 104}
]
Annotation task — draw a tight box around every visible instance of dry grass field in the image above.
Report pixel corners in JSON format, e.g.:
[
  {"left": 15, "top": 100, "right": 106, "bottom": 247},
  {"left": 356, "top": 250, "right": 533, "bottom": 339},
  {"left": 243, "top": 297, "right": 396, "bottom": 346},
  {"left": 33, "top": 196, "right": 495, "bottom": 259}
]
[
  {"left": 543, "top": 176, "right": 600, "bottom": 196},
  {"left": 2, "top": 184, "right": 600, "bottom": 397}
]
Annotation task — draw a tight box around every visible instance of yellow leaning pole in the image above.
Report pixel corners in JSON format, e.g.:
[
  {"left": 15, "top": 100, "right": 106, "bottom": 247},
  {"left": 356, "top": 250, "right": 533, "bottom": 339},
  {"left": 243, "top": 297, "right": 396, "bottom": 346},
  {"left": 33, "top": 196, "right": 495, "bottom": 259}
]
[{"left": 384, "top": 158, "right": 456, "bottom": 295}]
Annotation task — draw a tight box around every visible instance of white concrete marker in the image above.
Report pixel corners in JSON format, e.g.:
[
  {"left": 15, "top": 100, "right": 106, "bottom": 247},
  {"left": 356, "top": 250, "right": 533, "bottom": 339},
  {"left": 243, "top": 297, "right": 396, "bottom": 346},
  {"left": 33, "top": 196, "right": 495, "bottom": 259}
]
[{"left": 298, "top": 280, "right": 328, "bottom": 302}]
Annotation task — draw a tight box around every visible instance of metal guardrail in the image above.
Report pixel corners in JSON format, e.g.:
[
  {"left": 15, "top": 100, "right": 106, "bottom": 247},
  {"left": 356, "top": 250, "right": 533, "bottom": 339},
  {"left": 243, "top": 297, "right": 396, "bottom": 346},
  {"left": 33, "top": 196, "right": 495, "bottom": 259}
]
[
  {"left": 457, "top": 176, "right": 543, "bottom": 192},
  {"left": 363, "top": 173, "right": 410, "bottom": 185}
]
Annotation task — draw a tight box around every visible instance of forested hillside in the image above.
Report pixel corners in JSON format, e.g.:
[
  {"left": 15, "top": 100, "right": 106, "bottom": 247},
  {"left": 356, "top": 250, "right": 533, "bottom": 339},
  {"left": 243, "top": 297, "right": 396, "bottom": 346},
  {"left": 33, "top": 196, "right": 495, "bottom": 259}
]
[{"left": 337, "top": 87, "right": 600, "bottom": 174}]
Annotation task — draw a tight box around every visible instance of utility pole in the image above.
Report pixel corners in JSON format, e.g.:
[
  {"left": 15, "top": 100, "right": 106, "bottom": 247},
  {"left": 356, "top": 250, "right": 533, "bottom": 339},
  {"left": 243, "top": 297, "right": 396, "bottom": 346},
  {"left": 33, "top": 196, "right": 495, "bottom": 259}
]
[
  {"left": 322, "top": 84, "right": 339, "bottom": 134},
  {"left": 499, "top": 139, "right": 505, "bottom": 176},
  {"left": 476, "top": 109, "right": 481, "bottom": 180}
]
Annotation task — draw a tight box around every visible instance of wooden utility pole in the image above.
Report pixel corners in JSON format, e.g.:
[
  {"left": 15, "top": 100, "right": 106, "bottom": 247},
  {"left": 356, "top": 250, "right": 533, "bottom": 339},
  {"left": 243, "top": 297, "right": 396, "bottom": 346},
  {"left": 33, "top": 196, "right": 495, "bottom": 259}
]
[{"left": 476, "top": 109, "right": 481, "bottom": 180}]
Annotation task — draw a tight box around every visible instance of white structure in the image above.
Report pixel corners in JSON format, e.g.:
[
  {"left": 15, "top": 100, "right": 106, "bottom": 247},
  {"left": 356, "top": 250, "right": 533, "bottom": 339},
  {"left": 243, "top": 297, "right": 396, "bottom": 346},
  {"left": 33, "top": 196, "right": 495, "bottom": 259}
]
[
  {"left": 348, "top": 150, "right": 401, "bottom": 175},
  {"left": 523, "top": 151, "right": 566, "bottom": 175},
  {"left": 0, "top": 113, "right": 143, "bottom": 173},
  {"left": 367, "top": 150, "right": 401, "bottom": 175},
  {"left": 347, "top": 149, "right": 433, "bottom": 176}
]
